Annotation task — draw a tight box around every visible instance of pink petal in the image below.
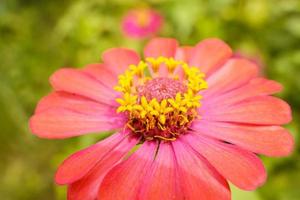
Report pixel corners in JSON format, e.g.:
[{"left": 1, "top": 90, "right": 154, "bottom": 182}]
[
  {"left": 29, "top": 108, "right": 124, "bottom": 139},
  {"left": 139, "top": 143, "right": 183, "bottom": 200},
  {"left": 102, "top": 48, "right": 140, "bottom": 76},
  {"left": 192, "top": 120, "right": 294, "bottom": 156},
  {"left": 174, "top": 46, "right": 193, "bottom": 79},
  {"left": 50, "top": 68, "right": 117, "bottom": 105},
  {"left": 144, "top": 38, "right": 179, "bottom": 58},
  {"left": 67, "top": 135, "right": 138, "bottom": 200},
  {"left": 55, "top": 132, "right": 135, "bottom": 185},
  {"left": 203, "top": 96, "right": 292, "bottom": 125},
  {"left": 175, "top": 46, "right": 193, "bottom": 62},
  {"left": 202, "top": 77, "right": 283, "bottom": 109},
  {"left": 35, "top": 91, "right": 116, "bottom": 115},
  {"left": 172, "top": 140, "right": 230, "bottom": 200},
  {"left": 189, "top": 38, "right": 232, "bottom": 76},
  {"left": 203, "top": 58, "right": 258, "bottom": 97},
  {"left": 81, "top": 63, "right": 118, "bottom": 89},
  {"left": 184, "top": 133, "right": 267, "bottom": 190},
  {"left": 98, "top": 142, "right": 157, "bottom": 200}
]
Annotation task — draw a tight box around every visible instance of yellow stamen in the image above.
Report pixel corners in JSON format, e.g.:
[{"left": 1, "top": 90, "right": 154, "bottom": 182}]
[
  {"left": 154, "top": 135, "right": 176, "bottom": 141},
  {"left": 114, "top": 57, "right": 208, "bottom": 141}
]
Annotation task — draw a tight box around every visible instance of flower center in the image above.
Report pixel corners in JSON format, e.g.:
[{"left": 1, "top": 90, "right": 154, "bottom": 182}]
[
  {"left": 138, "top": 77, "right": 187, "bottom": 101},
  {"left": 114, "top": 57, "right": 208, "bottom": 141}
]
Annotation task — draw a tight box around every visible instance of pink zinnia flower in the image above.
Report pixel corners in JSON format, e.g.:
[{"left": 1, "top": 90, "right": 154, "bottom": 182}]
[
  {"left": 122, "top": 8, "right": 163, "bottom": 39},
  {"left": 30, "top": 38, "right": 294, "bottom": 200}
]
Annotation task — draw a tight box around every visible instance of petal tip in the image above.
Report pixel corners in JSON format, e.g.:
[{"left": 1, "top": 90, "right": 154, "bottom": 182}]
[
  {"left": 29, "top": 115, "right": 45, "bottom": 139},
  {"left": 197, "top": 38, "right": 233, "bottom": 53},
  {"left": 144, "top": 37, "right": 179, "bottom": 58},
  {"left": 278, "top": 129, "right": 295, "bottom": 157}
]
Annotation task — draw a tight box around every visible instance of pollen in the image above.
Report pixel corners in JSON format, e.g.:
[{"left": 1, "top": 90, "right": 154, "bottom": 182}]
[{"left": 114, "top": 56, "right": 207, "bottom": 141}]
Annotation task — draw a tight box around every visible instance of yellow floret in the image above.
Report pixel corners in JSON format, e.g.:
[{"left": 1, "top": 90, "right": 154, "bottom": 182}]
[{"left": 114, "top": 56, "right": 208, "bottom": 139}]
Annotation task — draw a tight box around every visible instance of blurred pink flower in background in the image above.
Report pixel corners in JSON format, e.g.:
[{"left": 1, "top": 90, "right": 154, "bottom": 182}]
[{"left": 122, "top": 8, "right": 163, "bottom": 39}]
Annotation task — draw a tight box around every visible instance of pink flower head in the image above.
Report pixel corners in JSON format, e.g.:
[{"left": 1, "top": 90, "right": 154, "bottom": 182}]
[
  {"left": 122, "top": 8, "right": 163, "bottom": 39},
  {"left": 30, "top": 38, "right": 294, "bottom": 200}
]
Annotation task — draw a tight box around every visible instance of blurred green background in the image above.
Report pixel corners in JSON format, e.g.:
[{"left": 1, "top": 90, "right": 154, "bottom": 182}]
[{"left": 0, "top": 0, "right": 300, "bottom": 199}]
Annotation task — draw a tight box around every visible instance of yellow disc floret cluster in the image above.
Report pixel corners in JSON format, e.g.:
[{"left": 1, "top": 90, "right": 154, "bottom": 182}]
[{"left": 114, "top": 56, "right": 208, "bottom": 141}]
